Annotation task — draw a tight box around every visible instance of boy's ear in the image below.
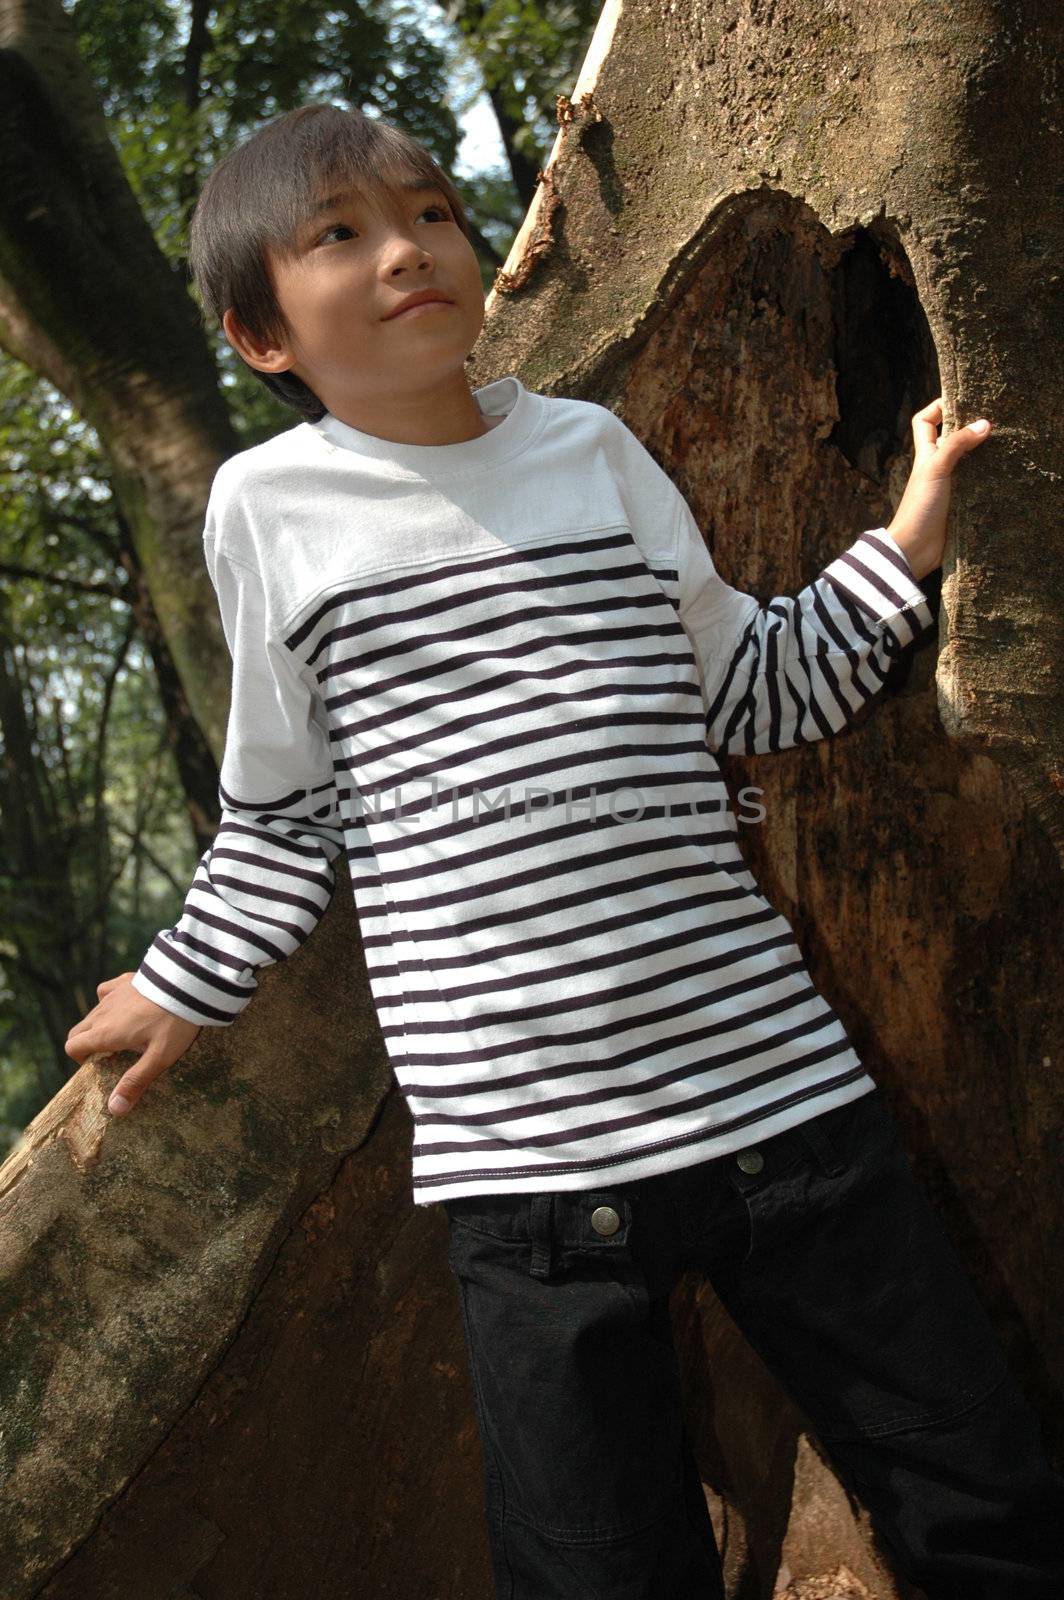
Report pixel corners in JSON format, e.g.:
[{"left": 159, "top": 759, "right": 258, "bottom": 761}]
[{"left": 221, "top": 307, "right": 293, "bottom": 373}]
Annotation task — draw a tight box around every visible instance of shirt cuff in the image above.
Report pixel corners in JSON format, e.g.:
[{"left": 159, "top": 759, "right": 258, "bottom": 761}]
[
  {"left": 130, "top": 948, "right": 248, "bottom": 1027},
  {"left": 820, "top": 528, "right": 935, "bottom": 653}
]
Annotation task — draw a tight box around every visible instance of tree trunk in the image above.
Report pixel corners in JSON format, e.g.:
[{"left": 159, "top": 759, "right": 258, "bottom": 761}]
[
  {"left": 0, "top": 867, "right": 414, "bottom": 1598},
  {"left": 0, "top": 0, "right": 239, "bottom": 759},
  {"left": 472, "top": 0, "right": 1064, "bottom": 1590},
  {"left": 1, "top": 2, "right": 1062, "bottom": 1597}
]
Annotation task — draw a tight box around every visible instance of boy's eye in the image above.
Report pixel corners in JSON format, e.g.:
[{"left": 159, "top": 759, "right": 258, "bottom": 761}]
[
  {"left": 318, "top": 223, "right": 355, "bottom": 245},
  {"left": 315, "top": 202, "right": 452, "bottom": 247}
]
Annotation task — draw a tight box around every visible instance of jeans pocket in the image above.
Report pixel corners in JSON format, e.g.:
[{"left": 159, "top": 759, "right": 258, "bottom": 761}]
[
  {"left": 718, "top": 1091, "right": 1014, "bottom": 1444},
  {"left": 442, "top": 1191, "right": 533, "bottom": 1242},
  {"left": 720, "top": 1092, "right": 900, "bottom": 1286}
]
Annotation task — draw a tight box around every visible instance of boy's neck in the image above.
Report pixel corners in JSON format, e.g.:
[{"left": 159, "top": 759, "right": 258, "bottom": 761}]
[{"left": 317, "top": 375, "right": 502, "bottom": 447}]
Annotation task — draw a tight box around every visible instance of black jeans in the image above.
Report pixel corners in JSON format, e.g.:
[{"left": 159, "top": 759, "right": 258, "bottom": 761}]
[{"left": 441, "top": 1088, "right": 1064, "bottom": 1599}]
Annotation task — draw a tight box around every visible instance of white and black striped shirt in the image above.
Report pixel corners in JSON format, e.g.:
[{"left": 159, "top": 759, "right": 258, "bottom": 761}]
[{"left": 131, "top": 375, "right": 935, "bottom": 1205}]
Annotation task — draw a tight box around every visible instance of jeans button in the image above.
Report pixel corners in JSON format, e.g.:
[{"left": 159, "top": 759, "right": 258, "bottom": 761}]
[
  {"left": 736, "top": 1148, "right": 764, "bottom": 1175},
  {"left": 590, "top": 1205, "right": 621, "bottom": 1236}
]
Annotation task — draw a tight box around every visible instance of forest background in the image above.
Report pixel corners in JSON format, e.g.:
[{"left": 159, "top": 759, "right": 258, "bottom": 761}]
[{"left": 0, "top": 0, "right": 601, "bottom": 1150}]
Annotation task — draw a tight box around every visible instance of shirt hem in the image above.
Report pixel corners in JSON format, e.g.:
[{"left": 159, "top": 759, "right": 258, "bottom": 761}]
[{"left": 410, "top": 1071, "right": 877, "bottom": 1205}]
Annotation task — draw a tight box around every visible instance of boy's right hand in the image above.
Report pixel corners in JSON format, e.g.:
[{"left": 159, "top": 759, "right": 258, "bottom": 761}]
[{"left": 65, "top": 973, "right": 203, "bottom": 1117}]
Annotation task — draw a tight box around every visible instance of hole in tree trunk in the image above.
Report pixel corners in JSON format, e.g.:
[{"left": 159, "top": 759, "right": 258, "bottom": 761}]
[{"left": 622, "top": 192, "right": 941, "bottom": 641}]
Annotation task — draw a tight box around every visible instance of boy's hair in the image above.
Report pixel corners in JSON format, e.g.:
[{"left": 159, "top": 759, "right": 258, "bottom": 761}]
[{"left": 187, "top": 104, "right": 475, "bottom": 424}]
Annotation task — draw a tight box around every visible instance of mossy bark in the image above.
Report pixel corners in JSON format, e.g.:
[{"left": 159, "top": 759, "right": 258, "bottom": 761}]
[{"left": 0, "top": 865, "right": 407, "bottom": 1596}]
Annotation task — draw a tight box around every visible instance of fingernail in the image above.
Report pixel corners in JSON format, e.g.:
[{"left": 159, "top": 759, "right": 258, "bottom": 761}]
[
  {"left": 108, "top": 1093, "right": 132, "bottom": 1116},
  {"left": 972, "top": 419, "right": 990, "bottom": 432}
]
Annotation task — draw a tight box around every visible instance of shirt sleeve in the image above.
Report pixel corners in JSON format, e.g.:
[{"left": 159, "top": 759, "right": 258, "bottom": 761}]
[
  {"left": 674, "top": 494, "right": 936, "bottom": 754},
  {"left": 130, "top": 532, "right": 344, "bottom": 1026}
]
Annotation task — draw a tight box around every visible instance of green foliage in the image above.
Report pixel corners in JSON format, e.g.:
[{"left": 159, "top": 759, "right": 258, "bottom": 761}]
[
  {"left": 66, "top": 0, "right": 514, "bottom": 257},
  {"left": 442, "top": 0, "right": 603, "bottom": 155},
  {"left": 0, "top": 357, "right": 192, "bottom": 1141}
]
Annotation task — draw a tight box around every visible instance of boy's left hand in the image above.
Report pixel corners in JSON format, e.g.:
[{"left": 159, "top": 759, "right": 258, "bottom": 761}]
[{"left": 885, "top": 396, "right": 992, "bottom": 582}]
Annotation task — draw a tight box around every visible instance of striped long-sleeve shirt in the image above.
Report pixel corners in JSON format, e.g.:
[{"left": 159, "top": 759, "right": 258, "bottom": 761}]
[{"left": 131, "top": 375, "right": 935, "bottom": 1205}]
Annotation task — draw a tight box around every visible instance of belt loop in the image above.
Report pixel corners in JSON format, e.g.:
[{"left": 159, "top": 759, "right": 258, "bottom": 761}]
[
  {"left": 528, "top": 1194, "right": 554, "bottom": 1279},
  {"left": 797, "top": 1111, "right": 846, "bottom": 1178}
]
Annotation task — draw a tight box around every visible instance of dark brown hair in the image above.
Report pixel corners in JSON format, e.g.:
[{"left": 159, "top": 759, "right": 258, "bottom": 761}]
[{"left": 187, "top": 104, "right": 474, "bottom": 423}]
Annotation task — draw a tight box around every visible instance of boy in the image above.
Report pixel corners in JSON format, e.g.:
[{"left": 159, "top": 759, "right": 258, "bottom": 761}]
[{"left": 65, "top": 104, "right": 1064, "bottom": 1597}]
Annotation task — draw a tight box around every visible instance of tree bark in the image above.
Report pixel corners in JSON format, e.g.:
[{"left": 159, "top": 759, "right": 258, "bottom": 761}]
[{"left": 0, "top": 866, "right": 406, "bottom": 1597}]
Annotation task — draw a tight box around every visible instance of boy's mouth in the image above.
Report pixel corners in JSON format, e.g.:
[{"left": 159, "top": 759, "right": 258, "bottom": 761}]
[{"left": 383, "top": 290, "right": 455, "bottom": 320}]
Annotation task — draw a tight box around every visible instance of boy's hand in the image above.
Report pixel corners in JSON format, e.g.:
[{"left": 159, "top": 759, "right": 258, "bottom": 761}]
[
  {"left": 886, "top": 396, "right": 992, "bottom": 582},
  {"left": 65, "top": 973, "right": 202, "bottom": 1117}
]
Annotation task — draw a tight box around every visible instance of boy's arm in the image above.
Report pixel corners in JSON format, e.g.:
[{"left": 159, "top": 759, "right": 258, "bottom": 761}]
[
  {"left": 608, "top": 399, "right": 997, "bottom": 758},
  {"left": 606, "top": 411, "right": 934, "bottom": 756},
  {"left": 673, "top": 494, "right": 935, "bottom": 755},
  {"left": 130, "top": 532, "right": 343, "bottom": 1026}
]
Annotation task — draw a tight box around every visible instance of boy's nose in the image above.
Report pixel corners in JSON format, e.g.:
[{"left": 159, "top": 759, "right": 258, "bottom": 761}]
[{"left": 382, "top": 227, "right": 434, "bottom": 259}]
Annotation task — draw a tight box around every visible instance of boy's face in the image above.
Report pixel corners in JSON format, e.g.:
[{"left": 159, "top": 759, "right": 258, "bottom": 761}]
[{"left": 223, "top": 163, "right": 487, "bottom": 418}]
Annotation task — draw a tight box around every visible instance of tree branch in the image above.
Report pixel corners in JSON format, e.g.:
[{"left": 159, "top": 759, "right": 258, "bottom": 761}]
[{"left": 0, "top": 561, "right": 127, "bottom": 601}]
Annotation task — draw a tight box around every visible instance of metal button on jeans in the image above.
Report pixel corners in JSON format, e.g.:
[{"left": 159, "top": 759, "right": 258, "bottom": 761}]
[
  {"left": 736, "top": 1148, "right": 764, "bottom": 1175},
  {"left": 591, "top": 1205, "right": 621, "bottom": 1236}
]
